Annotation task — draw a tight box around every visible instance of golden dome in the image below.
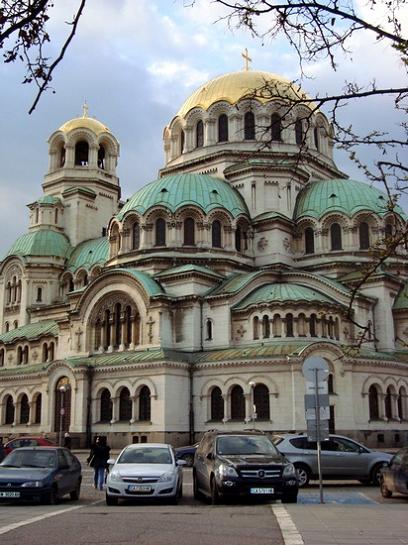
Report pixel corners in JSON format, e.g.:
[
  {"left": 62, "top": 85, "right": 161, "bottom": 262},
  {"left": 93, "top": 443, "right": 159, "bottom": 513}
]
[
  {"left": 177, "top": 70, "right": 308, "bottom": 118},
  {"left": 58, "top": 106, "right": 111, "bottom": 135}
]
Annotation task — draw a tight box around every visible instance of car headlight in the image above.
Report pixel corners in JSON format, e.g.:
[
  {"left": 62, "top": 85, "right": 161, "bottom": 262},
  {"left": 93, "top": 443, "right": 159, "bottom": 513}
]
[
  {"left": 158, "top": 471, "right": 175, "bottom": 482},
  {"left": 283, "top": 463, "right": 296, "bottom": 477},
  {"left": 217, "top": 464, "right": 238, "bottom": 478},
  {"left": 108, "top": 470, "right": 122, "bottom": 481},
  {"left": 21, "top": 481, "right": 44, "bottom": 488}
]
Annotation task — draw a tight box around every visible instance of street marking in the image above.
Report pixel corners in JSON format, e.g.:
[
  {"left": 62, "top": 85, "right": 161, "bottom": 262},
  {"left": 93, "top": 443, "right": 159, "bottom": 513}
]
[
  {"left": 359, "top": 491, "right": 379, "bottom": 504},
  {"left": 0, "top": 500, "right": 104, "bottom": 536},
  {"left": 271, "top": 505, "right": 304, "bottom": 545}
]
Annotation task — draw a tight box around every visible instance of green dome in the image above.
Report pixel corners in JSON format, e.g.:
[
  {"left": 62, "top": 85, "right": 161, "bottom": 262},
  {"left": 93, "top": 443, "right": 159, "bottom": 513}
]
[
  {"left": 6, "top": 230, "right": 71, "bottom": 259},
  {"left": 294, "top": 179, "right": 405, "bottom": 220},
  {"left": 233, "top": 283, "right": 337, "bottom": 310},
  {"left": 117, "top": 173, "right": 249, "bottom": 220},
  {"left": 67, "top": 237, "right": 108, "bottom": 272}
]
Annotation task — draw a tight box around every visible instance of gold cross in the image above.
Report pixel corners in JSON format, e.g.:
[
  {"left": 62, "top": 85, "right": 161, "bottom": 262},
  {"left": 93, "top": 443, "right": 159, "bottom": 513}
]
[
  {"left": 241, "top": 48, "right": 252, "bottom": 71},
  {"left": 82, "top": 100, "right": 89, "bottom": 118}
]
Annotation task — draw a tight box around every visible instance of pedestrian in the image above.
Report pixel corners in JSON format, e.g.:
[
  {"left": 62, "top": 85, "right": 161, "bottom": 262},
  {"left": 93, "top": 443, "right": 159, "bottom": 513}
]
[
  {"left": 87, "top": 436, "right": 111, "bottom": 490},
  {"left": 63, "top": 432, "right": 72, "bottom": 450}
]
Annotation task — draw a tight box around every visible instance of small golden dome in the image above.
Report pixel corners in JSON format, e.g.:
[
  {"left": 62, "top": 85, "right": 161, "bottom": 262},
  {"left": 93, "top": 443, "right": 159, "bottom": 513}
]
[
  {"left": 177, "top": 70, "right": 308, "bottom": 118},
  {"left": 58, "top": 105, "right": 110, "bottom": 135}
]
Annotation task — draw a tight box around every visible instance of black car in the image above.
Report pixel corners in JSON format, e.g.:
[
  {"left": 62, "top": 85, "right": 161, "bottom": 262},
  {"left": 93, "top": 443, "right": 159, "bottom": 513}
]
[
  {"left": 380, "top": 447, "right": 408, "bottom": 498},
  {"left": 175, "top": 443, "right": 199, "bottom": 467},
  {"left": 0, "top": 447, "right": 82, "bottom": 504},
  {"left": 193, "top": 430, "right": 298, "bottom": 504}
]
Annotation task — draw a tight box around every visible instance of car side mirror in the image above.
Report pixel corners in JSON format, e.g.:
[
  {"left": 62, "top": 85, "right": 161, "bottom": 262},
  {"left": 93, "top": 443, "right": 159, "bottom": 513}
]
[
  {"left": 206, "top": 452, "right": 214, "bottom": 460},
  {"left": 107, "top": 458, "right": 116, "bottom": 465},
  {"left": 176, "top": 459, "right": 187, "bottom": 466}
]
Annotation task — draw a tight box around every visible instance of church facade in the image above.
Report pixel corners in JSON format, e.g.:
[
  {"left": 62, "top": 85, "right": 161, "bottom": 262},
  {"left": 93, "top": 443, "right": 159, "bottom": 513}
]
[{"left": 1, "top": 69, "right": 408, "bottom": 449}]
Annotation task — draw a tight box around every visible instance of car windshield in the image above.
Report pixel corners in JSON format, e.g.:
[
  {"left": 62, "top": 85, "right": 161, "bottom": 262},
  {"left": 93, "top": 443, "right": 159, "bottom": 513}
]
[
  {"left": 2, "top": 450, "right": 56, "bottom": 468},
  {"left": 117, "top": 447, "right": 172, "bottom": 465},
  {"left": 216, "top": 435, "right": 279, "bottom": 456}
]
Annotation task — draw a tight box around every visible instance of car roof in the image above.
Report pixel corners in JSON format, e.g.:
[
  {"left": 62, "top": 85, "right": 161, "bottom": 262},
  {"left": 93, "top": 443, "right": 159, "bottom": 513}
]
[
  {"left": 203, "top": 430, "right": 266, "bottom": 437},
  {"left": 123, "top": 443, "right": 171, "bottom": 449},
  {"left": 7, "top": 446, "right": 63, "bottom": 451}
]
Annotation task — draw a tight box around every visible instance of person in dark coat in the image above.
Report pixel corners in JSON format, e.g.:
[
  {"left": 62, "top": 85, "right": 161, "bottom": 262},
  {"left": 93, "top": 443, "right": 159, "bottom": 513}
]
[
  {"left": 63, "top": 432, "right": 72, "bottom": 450},
  {"left": 88, "top": 436, "right": 111, "bottom": 490}
]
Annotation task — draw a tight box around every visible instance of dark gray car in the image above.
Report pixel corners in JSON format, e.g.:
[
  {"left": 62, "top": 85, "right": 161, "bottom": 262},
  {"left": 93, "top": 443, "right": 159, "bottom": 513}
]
[{"left": 273, "top": 433, "right": 392, "bottom": 487}]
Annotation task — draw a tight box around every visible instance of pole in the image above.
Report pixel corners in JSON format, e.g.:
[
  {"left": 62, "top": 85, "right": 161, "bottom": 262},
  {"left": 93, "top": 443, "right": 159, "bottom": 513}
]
[{"left": 314, "top": 368, "right": 324, "bottom": 504}]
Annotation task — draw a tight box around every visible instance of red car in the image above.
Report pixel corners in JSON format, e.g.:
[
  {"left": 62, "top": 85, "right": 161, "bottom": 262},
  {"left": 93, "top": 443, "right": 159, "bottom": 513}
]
[{"left": 4, "top": 436, "right": 55, "bottom": 456}]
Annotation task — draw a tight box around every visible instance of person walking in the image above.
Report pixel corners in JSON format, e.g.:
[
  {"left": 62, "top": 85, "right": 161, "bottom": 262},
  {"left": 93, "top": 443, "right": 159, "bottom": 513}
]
[
  {"left": 88, "top": 436, "right": 111, "bottom": 490},
  {"left": 63, "top": 432, "right": 72, "bottom": 450}
]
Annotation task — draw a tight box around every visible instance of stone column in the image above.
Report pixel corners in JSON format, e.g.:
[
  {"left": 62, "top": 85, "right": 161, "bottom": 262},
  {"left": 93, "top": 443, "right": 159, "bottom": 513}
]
[
  {"left": 110, "top": 397, "right": 118, "bottom": 424},
  {"left": 89, "top": 144, "right": 98, "bottom": 168}
]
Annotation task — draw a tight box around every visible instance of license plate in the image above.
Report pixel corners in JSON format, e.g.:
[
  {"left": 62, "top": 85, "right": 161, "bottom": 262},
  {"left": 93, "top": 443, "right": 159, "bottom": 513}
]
[
  {"left": 128, "top": 485, "right": 152, "bottom": 493},
  {"left": 0, "top": 491, "right": 20, "bottom": 498},
  {"left": 250, "top": 487, "right": 274, "bottom": 494}
]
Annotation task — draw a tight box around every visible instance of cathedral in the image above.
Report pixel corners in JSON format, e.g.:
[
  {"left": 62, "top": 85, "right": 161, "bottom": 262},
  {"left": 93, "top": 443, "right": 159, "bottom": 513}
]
[{"left": 1, "top": 66, "right": 408, "bottom": 449}]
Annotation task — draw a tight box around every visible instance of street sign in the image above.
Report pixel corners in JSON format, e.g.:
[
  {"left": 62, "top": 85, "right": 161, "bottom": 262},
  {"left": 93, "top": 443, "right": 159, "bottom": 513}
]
[
  {"left": 304, "top": 394, "right": 330, "bottom": 409},
  {"left": 305, "top": 381, "right": 328, "bottom": 395},
  {"left": 305, "top": 406, "right": 330, "bottom": 421},
  {"left": 302, "top": 356, "right": 330, "bottom": 382},
  {"left": 306, "top": 419, "right": 329, "bottom": 442}
]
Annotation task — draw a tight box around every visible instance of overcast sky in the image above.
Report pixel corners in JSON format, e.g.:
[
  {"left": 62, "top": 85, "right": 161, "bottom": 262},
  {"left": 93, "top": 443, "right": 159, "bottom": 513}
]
[{"left": 0, "top": 0, "right": 406, "bottom": 258}]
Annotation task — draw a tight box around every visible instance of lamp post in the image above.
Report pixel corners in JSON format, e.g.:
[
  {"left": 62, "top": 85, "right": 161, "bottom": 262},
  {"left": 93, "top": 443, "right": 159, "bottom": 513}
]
[{"left": 58, "top": 384, "right": 69, "bottom": 446}]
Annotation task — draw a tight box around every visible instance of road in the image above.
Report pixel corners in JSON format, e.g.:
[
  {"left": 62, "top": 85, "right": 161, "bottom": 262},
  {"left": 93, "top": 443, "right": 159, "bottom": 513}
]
[{"left": 0, "top": 453, "right": 407, "bottom": 545}]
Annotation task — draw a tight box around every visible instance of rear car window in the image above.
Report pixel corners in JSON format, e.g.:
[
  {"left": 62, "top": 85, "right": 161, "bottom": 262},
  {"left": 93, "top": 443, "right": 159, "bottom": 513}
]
[{"left": 216, "top": 435, "right": 278, "bottom": 456}]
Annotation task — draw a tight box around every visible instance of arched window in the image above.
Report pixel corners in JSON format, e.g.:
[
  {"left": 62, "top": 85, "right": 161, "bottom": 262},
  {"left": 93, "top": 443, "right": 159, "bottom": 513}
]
[
  {"left": 59, "top": 145, "right": 66, "bottom": 167},
  {"left": 262, "top": 315, "right": 270, "bottom": 338},
  {"left": 23, "top": 346, "right": 29, "bottom": 364},
  {"left": 155, "top": 218, "right": 166, "bottom": 246},
  {"left": 330, "top": 223, "right": 342, "bottom": 250},
  {"left": 369, "top": 385, "right": 379, "bottom": 420},
  {"left": 271, "top": 113, "right": 282, "bottom": 141},
  {"left": 94, "top": 319, "right": 102, "bottom": 350},
  {"left": 218, "top": 114, "right": 228, "bottom": 142},
  {"left": 180, "top": 130, "right": 185, "bottom": 155},
  {"left": 359, "top": 222, "right": 370, "bottom": 249},
  {"left": 0, "top": 348, "right": 4, "bottom": 367},
  {"left": 50, "top": 343, "right": 55, "bottom": 361},
  {"left": 253, "top": 317, "right": 259, "bottom": 340},
  {"left": 206, "top": 319, "right": 213, "bottom": 341},
  {"left": 34, "top": 394, "right": 42, "bottom": 424},
  {"left": 398, "top": 387, "right": 406, "bottom": 420},
  {"left": 231, "top": 385, "right": 245, "bottom": 420},
  {"left": 314, "top": 127, "right": 319, "bottom": 150},
  {"left": 254, "top": 384, "right": 270, "bottom": 420},
  {"left": 36, "top": 287, "right": 42, "bottom": 302},
  {"left": 285, "top": 314, "right": 294, "bottom": 337},
  {"left": 5, "top": 322, "right": 9, "bottom": 333},
  {"left": 385, "top": 223, "right": 393, "bottom": 237},
  {"left": 385, "top": 387, "right": 392, "bottom": 420},
  {"left": 20, "top": 394, "right": 29, "bottom": 424},
  {"left": 211, "top": 387, "right": 224, "bottom": 421},
  {"left": 119, "top": 387, "right": 132, "bottom": 421},
  {"left": 328, "top": 374, "right": 334, "bottom": 394},
  {"left": 235, "top": 226, "right": 241, "bottom": 252},
  {"left": 114, "top": 303, "right": 121, "bottom": 348},
  {"left": 183, "top": 217, "right": 195, "bottom": 246},
  {"left": 125, "top": 306, "right": 132, "bottom": 346},
  {"left": 42, "top": 344, "right": 48, "bottom": 362},
  {"left": 196, "top": 120, "right": 204, "bottom": 148},
  {"left": 5, "top": 395, "right": 14, "bottom": 424},
  {"left": 98, "top": 144, "right": 105, "bottom": 169},
  {"left": 74, "top": 140, "right": 89, "bottom": 166},
  {"left": 244, "top": 112, "right": 255, "bottom": 140},
  {"left": 104, "top": 309, "right": 111, "bottom": 349},
  {"left": 132, "top": 223, "right": 140, "bottom": 250},
  {"left": 13, "top": 320, "right": 18, "bottom": 329},
  {"left": 295, "top": 119, "right": 303, "bottom": 145},
  {"left": 17, "top": 346, "right": 23, "bottom": 365},
  {"left": 305, "top": 227, "right": 315, "bottom": 254},
  {"left": 100, "top": 389, "right": 112, "bottom": 422},
  {"left": 139, "top": 386, "right": 151, "bottom": 421},
  {"left": 212, "top": 220, "right": 222, "bottom": 248}
]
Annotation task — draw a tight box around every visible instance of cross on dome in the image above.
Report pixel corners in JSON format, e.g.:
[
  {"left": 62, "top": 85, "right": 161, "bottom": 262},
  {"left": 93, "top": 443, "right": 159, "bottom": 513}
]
[
  {"left": 82, "top": 101, "right": 89, "bottom": 118},
  {"left": 241, "top": 48, "right": 252, "bottom": 71}
]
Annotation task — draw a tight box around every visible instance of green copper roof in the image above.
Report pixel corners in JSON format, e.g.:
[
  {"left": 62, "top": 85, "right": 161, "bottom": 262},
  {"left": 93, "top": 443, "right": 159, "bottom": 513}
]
[
  {"left": 36, "top": 195, "right": 61, "bottom": 205},
  {"left": 117, "top": 173, "right": 249, "bottom": 220},
  {"left": 294, "top": 179, "right": 406, "bottom": 220},
  {"left": 233, "top": 282, "right": 336, "bottom": 310},
  {"left": 6, "top": 230, "right": 71, "bottom": 259},
  {"left": 209, "top": 271, "right": 261, "bottom": 297},
  {"left": 394, "top": 285, "right": 408, "bottom": 310},
  {"left": 67, "top": 237, "right": 108, "bottom": 272},
  {"left": 109, "top": 268, "right": 164, "bottom": 296},
  {"left": 155, "top": 264, "right": 224, "bottom": 279},
  {"left": 0, "top": 321, "right": 58, "bottom": 345}
]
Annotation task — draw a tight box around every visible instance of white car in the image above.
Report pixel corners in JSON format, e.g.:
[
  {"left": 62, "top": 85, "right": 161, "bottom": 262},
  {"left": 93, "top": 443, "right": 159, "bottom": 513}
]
[{"left": 105, "top": 443, "right": 185, "bottom": 505}]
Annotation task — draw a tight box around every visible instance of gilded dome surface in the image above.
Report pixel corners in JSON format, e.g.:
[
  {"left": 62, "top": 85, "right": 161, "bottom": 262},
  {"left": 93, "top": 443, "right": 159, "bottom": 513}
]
[
  {"left": 177, "top": 70, "right": 307, "bottom": 118},
  {"left": 117, "top": 173, "right": 249, "bottom": 220},
  {"left": 294, "top": 179, "right": 405, "bottom": 220},
  {"left": 58, "top": 116, "right": 110, "bottom": 135}
]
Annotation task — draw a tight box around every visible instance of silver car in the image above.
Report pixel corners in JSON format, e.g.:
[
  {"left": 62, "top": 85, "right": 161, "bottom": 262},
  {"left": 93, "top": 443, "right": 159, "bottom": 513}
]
[
  {"left": 273, "top": 434, "right": 392, "bottom": 487},
  {"left": 105, "top": 443, "right": 185, "bottom": 505}
]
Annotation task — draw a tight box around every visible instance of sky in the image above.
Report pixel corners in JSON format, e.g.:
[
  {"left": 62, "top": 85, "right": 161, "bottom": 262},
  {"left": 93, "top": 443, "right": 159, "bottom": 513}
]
[{"left": 0, "top": 0, "right": 406, "bottom": 257}]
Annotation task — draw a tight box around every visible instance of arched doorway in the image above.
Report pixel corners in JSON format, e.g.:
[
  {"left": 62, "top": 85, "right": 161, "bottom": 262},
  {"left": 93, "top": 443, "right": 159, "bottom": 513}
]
[{"left": 54, "top": 377, "right": 72, "bottom": 440}]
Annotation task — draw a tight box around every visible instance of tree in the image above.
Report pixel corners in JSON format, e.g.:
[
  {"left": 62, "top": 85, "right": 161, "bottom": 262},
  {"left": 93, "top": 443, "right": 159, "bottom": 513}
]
[
  {"left": 0, "top": 0, "right": 86, "bottom": 114},
  {"left": 213, "top": 0, "right": 408, "bottom": 348}
]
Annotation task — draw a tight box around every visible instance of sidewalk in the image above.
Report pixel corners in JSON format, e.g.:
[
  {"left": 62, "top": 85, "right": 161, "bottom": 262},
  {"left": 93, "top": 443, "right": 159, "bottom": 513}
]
[{"left": 283, "top": 502, "right": 408, "bottom": 545}]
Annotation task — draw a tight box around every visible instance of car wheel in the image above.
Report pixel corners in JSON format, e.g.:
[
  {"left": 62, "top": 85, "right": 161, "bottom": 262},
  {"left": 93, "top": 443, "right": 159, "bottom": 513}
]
[
  {"left": 44, "top": 486, "right": 58, "bottom": 505},
  {"left": 70, "top": 481, "right": 81, "bottom": 501},
  {"left": 105, "top": 494, "right": 118, "bottom": 506},
  {"left": 178, "top": 481, "right": 183, "bottom": 500},
  {"left": 282, "top": 493, "right": 298, "bottom": 503},
  {"left": 210, "top": 477, "right": 221, "bottom": 505},
  {"left": 380, "top": 479, "right": 392, "bottom": 498},
  {"left": 370, "top": 464, "right": 384, "bottom": 486},
  {"left": 295, "top": 464, "right": 311, "bottom": 487},
  {"left": 182, "top": 454, "right": 194, "bottom": 467}
]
